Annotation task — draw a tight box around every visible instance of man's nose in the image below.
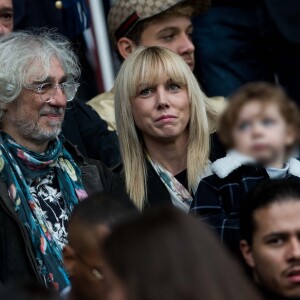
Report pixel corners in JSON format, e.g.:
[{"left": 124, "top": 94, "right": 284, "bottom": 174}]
[
  {"left": 286, "top": 238, "right": 300, "bottom": 261},
  {"left": 48, "top": 86, "right": 67, "bottom": 108},
  {"left": 178, "top": 33, "right": 195, "bottom": 54},
  {"left": 0, "top": 23, "right": 6, "bottom": 36}
]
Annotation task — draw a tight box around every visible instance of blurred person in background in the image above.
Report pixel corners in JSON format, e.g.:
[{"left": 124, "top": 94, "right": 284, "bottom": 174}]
[
  {"left": 240, "top": 179, "right": 300, "bottom": 300},
  {"left": 102, "top": 206, "right": 262, "bottom": 300},
  {"left": 0, "top": 31, "right": 127, "bottom": 291},
  {"left": 0, "top": 0, "right": 12, "bottom": 35},
  {"left": 191, "top": 82, "right": 300, "bottom": 256},
  {"left": 114, "top": 46, "right": 213, "bottom": 211},
  {"left": 87, "top": 0, "right": 226, "bottom": 143},
  {"left": 62, "top": 193, "right": 137, "bottom": 300},
  {"left": 193, "top": 0, "right": 300, "bottom": 107}
]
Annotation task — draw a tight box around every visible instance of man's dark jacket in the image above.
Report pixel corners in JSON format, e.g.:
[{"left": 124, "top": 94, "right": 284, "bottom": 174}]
[{"left": 0, "top": 140, "right": 129, "bottom": 286}]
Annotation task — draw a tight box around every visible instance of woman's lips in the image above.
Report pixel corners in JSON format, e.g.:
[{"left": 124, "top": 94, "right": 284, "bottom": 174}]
[{"left": 155, "top": 115, "right": 177, "bottom": 122}]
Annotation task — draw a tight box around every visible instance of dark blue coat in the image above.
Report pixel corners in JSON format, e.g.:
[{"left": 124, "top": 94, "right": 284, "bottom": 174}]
[{"left": 190, "top": 152, "right": 300, "bottom": 256}]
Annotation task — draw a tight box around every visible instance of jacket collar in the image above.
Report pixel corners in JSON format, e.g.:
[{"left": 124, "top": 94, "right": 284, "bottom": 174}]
[{"left": 211, "top": 151, "right": 300, "bottom": 179}]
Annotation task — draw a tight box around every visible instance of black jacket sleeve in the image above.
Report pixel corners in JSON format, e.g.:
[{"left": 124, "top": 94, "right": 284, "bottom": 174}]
[{"left": 63, "top": 101, "right": 121, "bottom": 168}]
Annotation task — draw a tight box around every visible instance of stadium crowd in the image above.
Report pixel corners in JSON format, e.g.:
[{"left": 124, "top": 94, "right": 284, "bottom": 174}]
[{"left": 0, "top": 0, "right": 300, "bottom": 299}]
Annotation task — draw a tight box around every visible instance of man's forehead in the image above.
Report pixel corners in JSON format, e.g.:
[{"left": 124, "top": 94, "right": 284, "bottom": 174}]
[
  {"left": 29, "top": 57, "right": 66, "bottom": 82},
  {"left": 254, "top": 201, "right": 300, "bottom": 235},
  {"left": 147, "top": 15, "right": 192, "bottom": 32},
  {"left": 0, "top": 0, "right": 12, "bottom": 9}
]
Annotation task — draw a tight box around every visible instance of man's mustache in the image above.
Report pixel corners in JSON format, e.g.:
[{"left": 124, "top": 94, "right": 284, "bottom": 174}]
[
  {"left": 39, "top": 107, "right": 64, "bottom": 116},
  {"left": 282, "top": 261, "right": 300, "bottom": 277}
]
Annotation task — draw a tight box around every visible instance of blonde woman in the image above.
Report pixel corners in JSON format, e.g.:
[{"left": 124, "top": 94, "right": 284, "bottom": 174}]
[{"left": 115, "top": 46, "right": 214, "bottom": 211}]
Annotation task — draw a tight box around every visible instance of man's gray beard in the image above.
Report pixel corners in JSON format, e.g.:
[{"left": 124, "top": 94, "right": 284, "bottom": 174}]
[{"left": 8, "top": 115, "right": 62, "bottom": 144}]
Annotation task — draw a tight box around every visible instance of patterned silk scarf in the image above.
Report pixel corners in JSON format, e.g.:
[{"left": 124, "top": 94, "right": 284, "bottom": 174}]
[
  {"left": 148, "top": 156, "right": 194, "bottom": 212},
  {"left": 0, "top": 133, "right": 87, "bottom": 291}
]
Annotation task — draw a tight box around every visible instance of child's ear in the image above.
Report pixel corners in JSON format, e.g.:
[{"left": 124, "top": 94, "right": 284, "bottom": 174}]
[{"left": 63, "top": 244, "right": 76, "bottom": 277}]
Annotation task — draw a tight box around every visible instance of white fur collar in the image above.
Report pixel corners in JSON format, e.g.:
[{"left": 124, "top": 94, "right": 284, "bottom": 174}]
[
  {"left": 211, "top": 151, "right": 254, "bottom": 178},
  {"left": 287, "top": 157, "right": 300, "bottom": 178},
  {"left": 211, "top": 151, "right": 300, "bottom": 179}
]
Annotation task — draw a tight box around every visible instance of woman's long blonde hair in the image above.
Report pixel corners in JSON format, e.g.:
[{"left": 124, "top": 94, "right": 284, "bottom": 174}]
[{"left": 115, "top": 46, "right": 213, "bottom": 210}]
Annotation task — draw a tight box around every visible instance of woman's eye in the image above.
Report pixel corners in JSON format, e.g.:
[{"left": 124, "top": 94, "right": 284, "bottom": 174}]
[
  {"left": 168, "top": 83, "right": 181, "bottom": 92},
  {"left": 139, "top": 88, "right": 153, "bottom": 97}
]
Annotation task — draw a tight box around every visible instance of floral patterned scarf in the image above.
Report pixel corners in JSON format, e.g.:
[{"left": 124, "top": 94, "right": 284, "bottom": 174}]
[
  {"left": 0, "top": 133, "right": 87, "bottom": 291},
  {"left": 148, "top": 156, "right": 193, "bottom": 213}
]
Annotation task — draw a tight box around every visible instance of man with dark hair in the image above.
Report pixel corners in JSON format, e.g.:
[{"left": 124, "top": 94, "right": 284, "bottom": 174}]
[
  {"left": 240, "top": 179, "right": 300, "bottom": 300},
  {"left": 62, "top": 193, "right": 137, "bottom": 300}
]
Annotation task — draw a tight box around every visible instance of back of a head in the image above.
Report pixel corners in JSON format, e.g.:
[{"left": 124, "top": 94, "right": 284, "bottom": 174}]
[
  {"left": 103, "top": 207, "right": 261, "bottom": 300},
  {"left": 68, "top": 193, "right": 137, "bottom": 249},
  {"left": 240, "top": 179, "right": 300, "bottom": 245},
  {"left": 69, "top": 192, "right": 136, "bottom": 228}
]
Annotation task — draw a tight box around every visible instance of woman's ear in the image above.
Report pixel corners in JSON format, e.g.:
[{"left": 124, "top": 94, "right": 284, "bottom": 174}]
[{"left": 117, "top": 37, "right": 137, "bottom": 60}]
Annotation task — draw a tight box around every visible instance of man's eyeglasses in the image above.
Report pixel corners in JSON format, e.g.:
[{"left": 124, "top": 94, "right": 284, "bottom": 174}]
[{"left": 27, "top": 82, "right": 80, "bottom": 102}]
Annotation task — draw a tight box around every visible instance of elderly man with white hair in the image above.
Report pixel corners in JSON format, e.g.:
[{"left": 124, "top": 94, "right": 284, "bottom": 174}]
[{"left": 0, "top": 31, "right": 127, "bottom": 291}]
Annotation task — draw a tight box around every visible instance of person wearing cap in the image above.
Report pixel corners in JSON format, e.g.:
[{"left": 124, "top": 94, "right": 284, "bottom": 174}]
[
  {"left": 87, "top": 0, "right": 226, "bottom": 137},
  {"left": 0, "top": 30, "right": 128, "bottom": 291}
]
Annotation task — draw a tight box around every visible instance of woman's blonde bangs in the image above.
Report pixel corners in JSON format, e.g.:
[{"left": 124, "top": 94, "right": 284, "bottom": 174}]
[{"left": 125, "top": 47, "right": 189, "bottom": 100}]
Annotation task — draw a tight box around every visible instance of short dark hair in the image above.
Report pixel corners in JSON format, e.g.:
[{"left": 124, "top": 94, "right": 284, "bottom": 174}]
[
  {"left": 68, "top": 193, "right": 136, "bottom": 229},
  {"left": 103, "top": 207, "right": 261, "bottom": 300},
  {"left": 240, "top": 179, "right": 300, "bottom": 245},
  {"left": 218, "top": 82, "right": 300, "bottom": 149},
  {"left": 67, "top": 193, "right": 138, "bottom": 251}
]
